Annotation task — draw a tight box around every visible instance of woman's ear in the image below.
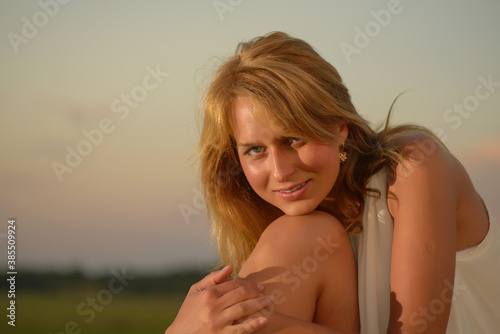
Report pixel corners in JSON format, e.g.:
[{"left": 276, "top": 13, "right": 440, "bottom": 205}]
[{"left": 338, "top": 123, "right": 349, "bottom": 141}]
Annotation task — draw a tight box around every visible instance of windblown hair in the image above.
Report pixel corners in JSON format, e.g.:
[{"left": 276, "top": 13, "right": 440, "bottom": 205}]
[{"left": 199, "top": 31, "right": 437, "bottom": 271}]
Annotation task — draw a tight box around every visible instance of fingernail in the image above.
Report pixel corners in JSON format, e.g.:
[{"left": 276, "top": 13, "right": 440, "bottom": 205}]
[
  {"left": 257, "top": 317, "right": 268, "bottom": 326},
  {"left": 257, "top": 283, "right": 264, "bottom": 291}
]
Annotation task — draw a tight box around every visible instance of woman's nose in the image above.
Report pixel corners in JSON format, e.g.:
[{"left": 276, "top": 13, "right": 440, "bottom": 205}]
[{"left": 271, "top": 148, "right": 296, "bottom": 182}]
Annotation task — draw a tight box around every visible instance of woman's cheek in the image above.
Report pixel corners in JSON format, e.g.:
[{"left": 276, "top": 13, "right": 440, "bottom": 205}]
[
  {"left": 300, "top": 145, "right": 338, "bottom": 169},
  {"left": 241, "top": 161, "right": 266, "bottom": 190}
]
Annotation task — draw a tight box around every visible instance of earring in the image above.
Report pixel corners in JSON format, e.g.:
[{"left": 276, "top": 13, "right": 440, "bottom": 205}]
[{"left": 339, "top": 143, "right": 347, "bottom": 164}]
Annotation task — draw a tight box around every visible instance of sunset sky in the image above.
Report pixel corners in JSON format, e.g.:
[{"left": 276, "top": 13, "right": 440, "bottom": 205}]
[{"left": 1, "top": 0, "right": 499, "bottom": 275}]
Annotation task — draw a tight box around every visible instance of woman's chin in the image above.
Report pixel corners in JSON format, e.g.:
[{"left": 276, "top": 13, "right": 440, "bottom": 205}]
[{"left": 279, "top": 203, "right": 317, "bottom": 216}]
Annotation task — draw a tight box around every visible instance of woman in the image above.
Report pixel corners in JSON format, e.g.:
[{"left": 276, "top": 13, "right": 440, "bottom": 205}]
[{"left": 166, "top": 32, "right": 500, "bottom": 333}]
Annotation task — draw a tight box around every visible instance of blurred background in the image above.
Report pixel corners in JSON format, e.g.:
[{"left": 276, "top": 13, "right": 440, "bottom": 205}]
[{"left": 0, "top": 0, "right": 499, "bottom": 332}]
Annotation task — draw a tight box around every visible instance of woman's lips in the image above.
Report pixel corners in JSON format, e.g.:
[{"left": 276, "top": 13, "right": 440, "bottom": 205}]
[{"left": 274, "top": 180, "right": 310, "bottom": 200}]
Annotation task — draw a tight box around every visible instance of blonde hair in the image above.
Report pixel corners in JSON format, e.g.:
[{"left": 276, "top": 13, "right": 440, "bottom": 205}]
[{"left": 199, "top": 32, "right": 436, "bottom": 271}]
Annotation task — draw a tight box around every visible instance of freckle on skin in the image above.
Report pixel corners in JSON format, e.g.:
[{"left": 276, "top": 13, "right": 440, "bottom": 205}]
[{"left": 425, "top": 243, "right": 436, "bottom": 254}]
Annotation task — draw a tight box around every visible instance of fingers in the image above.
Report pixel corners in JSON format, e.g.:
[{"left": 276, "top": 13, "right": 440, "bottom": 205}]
[
  {"left": 217, "top": 279, "right": 264, "bottom": 309},
  {"left": 221, "top": 294, "right": 275, "bottom": 325},
  {"left": 212, "top": 278, "right": 265, "bottom": 302},
  {"left": 213, "top": 265, "right": 234, "bottom": 284},
  {"left": 190, "top": 265, "right": 234, "bottom": 292},
  {"left": 227, "top": 316, "right": 268, "bottom": 334}
]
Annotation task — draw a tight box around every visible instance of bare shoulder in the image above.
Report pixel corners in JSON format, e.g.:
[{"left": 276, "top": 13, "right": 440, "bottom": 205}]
[
  {"left": 387, "top": 132, "right": 460, "bottom": 215},
  {"left": 390, "top": 131, "right": 458, "bottom": 177},
  {"left": 238, "top": 211, "right": 358, "bottom": 330},
  {"left": 383, "top": 133, "right": 488, "bottom": 331},
  {"left": 248, "top": 210, "right": 352, "bottom": 275},
  {"left": 260, "top": 210, "right": 348, "bottom": 245}
]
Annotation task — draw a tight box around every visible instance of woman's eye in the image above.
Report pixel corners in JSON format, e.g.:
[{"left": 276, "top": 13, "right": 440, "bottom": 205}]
[{"left": 245, "top": 146, "right": 264, "bottom": 156}]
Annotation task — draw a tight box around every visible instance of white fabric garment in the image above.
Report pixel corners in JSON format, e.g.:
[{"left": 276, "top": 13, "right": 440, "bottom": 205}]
[{"left": 350, "top": 168, "right": 500, "bottom": 334}]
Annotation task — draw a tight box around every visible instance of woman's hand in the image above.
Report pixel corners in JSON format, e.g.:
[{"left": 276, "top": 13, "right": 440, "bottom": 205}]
[{"left": 166, "top": 265, "right": 274, "bottom": 334}]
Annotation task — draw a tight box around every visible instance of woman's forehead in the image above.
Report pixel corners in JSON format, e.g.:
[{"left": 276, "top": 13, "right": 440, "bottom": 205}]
[{"left": 231, "top": 96, "right": 286, "bottom": 142}]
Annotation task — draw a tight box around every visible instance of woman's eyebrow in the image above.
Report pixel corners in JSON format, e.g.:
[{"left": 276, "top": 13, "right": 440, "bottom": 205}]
[{"left": 236, "top": 143, "right": 259, "bottom": 148}]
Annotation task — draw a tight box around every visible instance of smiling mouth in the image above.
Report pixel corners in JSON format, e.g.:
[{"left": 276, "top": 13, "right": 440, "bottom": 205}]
[{"left": 276, "top": 181, "right": 308, "bottom": 193}]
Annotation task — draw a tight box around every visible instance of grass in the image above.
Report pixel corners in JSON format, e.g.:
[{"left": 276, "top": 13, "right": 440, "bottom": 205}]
[{"left": 0, "top": 290, "right": 185, "bottom": 334}]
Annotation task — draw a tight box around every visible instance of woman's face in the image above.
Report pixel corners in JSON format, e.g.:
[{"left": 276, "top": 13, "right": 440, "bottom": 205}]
[{"left": 232, "top": 96, "right": 347, "bottom": 216}]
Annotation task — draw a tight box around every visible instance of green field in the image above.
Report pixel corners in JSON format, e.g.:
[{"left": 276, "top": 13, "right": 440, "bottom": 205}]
[{"left": 0, "top": 290, "right": 185, "bottom": 334}]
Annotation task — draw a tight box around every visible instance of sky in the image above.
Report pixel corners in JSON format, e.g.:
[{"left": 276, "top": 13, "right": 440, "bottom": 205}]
[{"left": 0, "top": 0, "right": 499, "bottom": 275}]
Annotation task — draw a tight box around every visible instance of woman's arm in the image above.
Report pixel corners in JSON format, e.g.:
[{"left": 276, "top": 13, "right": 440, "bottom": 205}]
[
  {"left": 387, "top": 133, "right": 459, "bottom": 333},
  {"left": 238, "top": 211, "right": 359, "bottom": 334}
]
